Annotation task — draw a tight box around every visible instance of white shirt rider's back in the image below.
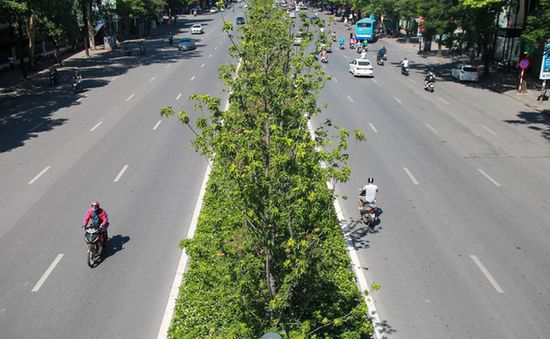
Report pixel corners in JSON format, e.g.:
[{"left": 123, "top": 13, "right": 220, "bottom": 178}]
[
  {"left": 362, "top": 184, "right": 378, "bottom": 203},
  {"left": 402, "top": 59, "right": 409, "bottom": 68}
]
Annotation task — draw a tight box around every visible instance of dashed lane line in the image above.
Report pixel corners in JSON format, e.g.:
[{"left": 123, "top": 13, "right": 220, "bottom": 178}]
[
  {"left": 372, "top": 79, "right": 378, "bottom": 84},
  {"left": 438, "top": 97, "right": 449, "bottom": 104},
  {"left": 393, "top": 96, "right": 402, "bottom": 104},
  {"left": 125, "top": 94, "right": 135, "bottom": 101},
  {"left": 408, "top": 78, "right": 416, "bottom": 83},
  {"left": 90, "top": 121, "right": 103, "bottom": 132},
  {"left": 403, "top": 167, "right": 419, "bottom": 185},
  {"left": 477, "top": 169, "right": 501, "bottom": 187},
  {"left": 347, "top": 95, "right": 354, "bottom": 102},
  {"left": 333, "top": 77, "right": 338, "bottom": 82},
  {"left": 214, "top": 46, "right": 218, "bottom": 50},
  {"left": 190, "top": 75, "right": 195, "bottom": 81},
  {"left": 31, "top": 254, "right": 63, "bottom": 292},
  {"left": 470, "top": 255, "right": 504, "bottom": 294},
  {"left": 114, "top": 165, "right": 129, "bottom": 183},
  {"left": 30, "top": 122, "right": 45, "bottom": 132},
  {"left": 201, "top": 63, "right": 205, "bottom": 68},
  {"left": 153, "top": 120, "right": 162, "bottom": 130},
  {"left": 176, "top": 93, "right": 182, "bottom": 101},
  {"left": 481, "top": 124, "right": 497, "bottom": 135},
  {"left": 369, "top": 123, "right": 378, "bottom": 133},
  {"left": 28, "top": 166, "right": 51, "bottom": 185},
  {"left": 425, "top": 123, "right": 438, "bottom": 134},
  {"left": 208, "top": 54, "right": 212, "bottom": 58},
  {"left": 150, "top": 76, "right": 156, "bottom": 82}
]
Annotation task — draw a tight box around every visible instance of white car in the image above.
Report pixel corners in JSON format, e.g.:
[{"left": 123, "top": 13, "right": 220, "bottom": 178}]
[
  {"left": 293, "top": 32, "right": 303, "bottom": 45},
  {"left": 288, "top": 11, "right": 296, "bottom": 18},
  {"left": 191, "top": 24, "right": 203, "bottom": 34},
  {"left": 209, "top": 7, "right": 218, "bottom": 13},
  {"left": 349, "top": 58, "right": 374, "bottom": 77},
  {"left": 451, "top": 64, "right": 479, "bottom": 82}
]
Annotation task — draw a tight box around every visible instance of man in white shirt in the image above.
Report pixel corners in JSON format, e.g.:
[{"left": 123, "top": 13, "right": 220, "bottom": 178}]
[{"left": 359, "top": 177, "right": 378, "bottom": 209}]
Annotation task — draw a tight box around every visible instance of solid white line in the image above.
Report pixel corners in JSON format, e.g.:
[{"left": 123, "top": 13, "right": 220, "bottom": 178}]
[
  {"left": 31, "top": 254, "right": 63, "bottom": 292},
  {"left": 393, "top": 96, "right": 402, "bottom": 104},
  {"left": 369, "top": 123, "right": 378, "bottom": 133},
  {"left": 28, "top": 166, "right": 51, "bottom": 185},
  {"left": 305, "top": 121, "right": 383, "bottom": 339},
  {"left": 125, "top": 94, "right": 135, "bottom": 101},
  {"left": 347, "top": 95, "right": 354, "bottom": 102},
  {"left": 208, "top": 54, "right": 212, "bottom": 58},
  {"left": 150, "top": 76, "right": 156, "bottom": 82},
  {"left": 438, "top": 97, "right": 449, "bottom": 104},
  {"left": 372, "top": 79, "right": 378, "bottom": 84},
  {"left": 477, "top": 169, "right": 501, "bottom": 187},
  {"left": 403, "top": 167, "right": 419, "bottom": 185},
  {"left": 190, "top": 75, "right": 195, "bottom": 81},
  {"left": 114, "top": 165, "right": 129, "bottom": 182},
  {"left": 201, "top": 63, "right": 205, "bottom": 68},
  {"left": 470, "top": 255, "right": 504, "bottom": 293},
  {"left": 425, "top": 123, "right": 438, "bottom": 134},
  {"left": 90, "top": 121, "right": 103, "bottom": 132},
  {"left": 481, "top": 124, "right": 497, "bottom": 135},
  {"left": 30, "top": 122, "right": 45, "bottom": 132},
  {"left": 153, "top": 120, "right": 162, "bottom": 130},
  {"left": 176, "top": 93, "right": 182, "bottom": 101},
  {"left": 408, "top": 78, "right": 416, "bottom": 83}
]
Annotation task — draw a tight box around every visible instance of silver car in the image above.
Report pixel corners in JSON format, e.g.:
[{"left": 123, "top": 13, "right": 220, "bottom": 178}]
[{"left": 451, "top": 65, "right": 479, "bottom": 82}]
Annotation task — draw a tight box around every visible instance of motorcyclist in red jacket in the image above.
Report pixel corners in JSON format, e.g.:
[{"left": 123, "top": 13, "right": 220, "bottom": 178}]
[{"left": 83, "top": 200, "right": 109, "bottom": 246}]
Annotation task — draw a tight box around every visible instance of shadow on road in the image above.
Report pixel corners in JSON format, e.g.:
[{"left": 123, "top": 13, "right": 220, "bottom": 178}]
[
  {"left": 102, "top": 234, "right": 130, "bottom": 262},
  {"left": 503, "top": 109, "right": 550, "bottom": 142},
  {"left": 0, "top": 16, "right": 218, "bottom": 154}
]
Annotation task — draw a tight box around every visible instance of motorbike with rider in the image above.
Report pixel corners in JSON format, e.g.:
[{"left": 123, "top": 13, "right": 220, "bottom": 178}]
[
  {"left": 358, "top": 177, "right": 378, "bottom": 227},
  {"left": 424, "top": 69, "right": 436, "bottom": 92}
]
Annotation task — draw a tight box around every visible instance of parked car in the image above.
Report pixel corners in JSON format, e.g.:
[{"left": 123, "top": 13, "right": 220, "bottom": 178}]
[
  {"left": 191, "top": 24, "right": 204, "bottom": 34},
  {"left": 349, "top": 58, "right": 374, "bottom": 77},
  {"left": 293, "top": 32, "right": 304, "bottom": 45},
  {"left": 451, "top": 64, "right": 479, "bottom": 82},
  {"left": 236, "top": 16, "right": 245, "bottom": 25},
  {"left": 209, "top": 6, "right": 218, "bottom": 13},
  {"left": 288, "top": 11, "right": 296, "bottom": 18},
  {"left": 319, "top": 43, "right": 332, "bottom": 53},
  {"left": 178, "top": 38, "right": 196, "bottom": 51}
]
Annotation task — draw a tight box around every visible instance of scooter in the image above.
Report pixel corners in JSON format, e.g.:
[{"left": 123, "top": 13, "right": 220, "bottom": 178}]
[
  {"left": 49, "top": 67, "right": 59, "bottom": 85},
  {"left": 168, "top": 36, "right": 174, "bottom": 46},
  {"left": 339, "top": 42, "right": 345, "bottom": 50},
  {"left": 401, "top": 66, "right": 409, "bottom": 76},
  {"left": 376, "top": 55, "right": 384, "bottom": 66},
  {"left": 140, "top": 45, "right": 145, "bottom": 55},
  {"left": 359, "top": 203, "right": 377, "bottom": 227},
  {"left": 424, "top": 81, "right": 434, "bottom": 92},
  {"left": 320, "top": 55, "right": 328, "bottom": 63},
  {"left": 83, "top": 221, "right": 105, "bottom": 268}
]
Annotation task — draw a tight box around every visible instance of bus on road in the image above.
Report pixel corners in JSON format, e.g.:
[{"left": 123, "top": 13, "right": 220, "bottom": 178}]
[{"left": 355, "top": 15, "right": 376, "bottom": 42}]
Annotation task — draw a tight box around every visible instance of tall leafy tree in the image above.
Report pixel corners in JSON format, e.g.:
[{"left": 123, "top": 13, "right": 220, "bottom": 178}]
[{"left": 522, "top": 0, "right": 550, "bottom": 48}]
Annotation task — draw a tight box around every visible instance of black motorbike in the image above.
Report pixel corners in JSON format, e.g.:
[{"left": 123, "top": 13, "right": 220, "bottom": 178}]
[
  {"left": 168, "top": 36, "right": 174, "bottom": 46},
  {"left": 140, "top": 45, "right": 145, "bottom": 55},
  {"left": 72, "top": 76, "right": 82, "bottom": 95},
  {"left": 376, "top": 55, "right": 384, "bottom": 66},
  {"left": 49, "top": 67, "right": 59, "bottom": 85},
  {"left": 424, "top": 81, "right": 435, "bottom": 92},
  {"left": 401, "top": 66, "right": 409, "bottom": 76},
  {"left": 84, "top": 221, "right": 104, "bottom": 267}
]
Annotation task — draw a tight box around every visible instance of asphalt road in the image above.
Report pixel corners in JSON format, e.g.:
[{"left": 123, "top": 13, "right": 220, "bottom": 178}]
[
  {"left": 0, "top": 9, "right": 242, "bottom": 339},
  {"left": 311, "top": 17, "right": 550, "bottom": 339}
]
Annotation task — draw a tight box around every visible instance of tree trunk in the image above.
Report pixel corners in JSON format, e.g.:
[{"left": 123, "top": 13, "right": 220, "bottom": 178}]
[
  {"left": 437, "top": 39, "right": 442, "bottom": 57},
  {"left": 27, "top": 13, "right": 36, "bottom": 67},
  {"left": 87, "top": 2, "right": 95, "bottom": 49},
  {"left": 81, "top": 0, "right": 90, "bottom": 56},
  {"left": 16, "top": 17, "right": 27, "bottom": 79},
  {"left": 266, "top": 248, "right": 277, "bottom": 298}
]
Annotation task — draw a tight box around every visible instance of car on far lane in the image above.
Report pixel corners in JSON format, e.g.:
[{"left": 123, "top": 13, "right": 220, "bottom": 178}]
[
  {"left": 288, "top": 11, "right": 296, "bottom": 18},
  {"left": 191, "top": 24, "right": 204, "bottom": 34},
  {"left": 209, "top": 6, "right": 218, "bottom": 13},
  {"left": 178, "top": 38, "right": 196, "bottom": 51},
  {"left": 451, "top": 64, "right": 479, "bottom": 82},
  {"left": 236, "top": 16, "right": 245, "bottom": 25},
  {"left": 349, "top": 58, "right": 374, "bottom": 77}
]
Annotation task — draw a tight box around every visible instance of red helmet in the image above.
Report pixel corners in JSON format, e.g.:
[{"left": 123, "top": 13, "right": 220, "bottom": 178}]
[{"left": 91, "top": 200, "right": 100, "bottom": 209}]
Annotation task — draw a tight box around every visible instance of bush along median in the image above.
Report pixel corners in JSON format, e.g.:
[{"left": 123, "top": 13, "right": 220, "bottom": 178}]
[{"left": 160, "top": 0, "right": 373, "bottom": 337}]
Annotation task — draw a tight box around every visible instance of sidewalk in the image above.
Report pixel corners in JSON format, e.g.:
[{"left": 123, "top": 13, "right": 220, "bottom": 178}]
[{"left": 394, "top": 37, "right": 549, "bottom": 114}]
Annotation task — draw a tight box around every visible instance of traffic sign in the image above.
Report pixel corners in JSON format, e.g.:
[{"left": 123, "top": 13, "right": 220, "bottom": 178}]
[{"left": 519, "top": 59, "right": 530, "bottom": 70}]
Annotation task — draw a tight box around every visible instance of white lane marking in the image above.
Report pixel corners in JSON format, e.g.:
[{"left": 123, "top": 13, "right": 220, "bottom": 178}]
[
  {"left": 438, "top": 97, "right": 449, "bottom": 104},
  {"left": 90, "top": 121, "right": 103, "bottom": 132},
  {"left": 372, "top": 79, "right": 378, "bottom": 84},
  {"left": 77, "top": 97, "right": 84, "bottom": 102},
  {"left": 31, "top": 254, "right": 63, "bottom": 292},
  {"left": 166, "top": 64, "right": 171, "bottom": 68},
  {"left": 153, "top": 120, "right": 162, "bottom": 130},
  {"left": 214, "top": 46, "right": 218, "bottom": 50},
  {"left": 176, "top": 93, "right": 182, "bottom": 101},
  {"left": 477, "top": 169, "right": 501, "bottom": 187},
  {"left": 208, "top": 54, "right": 212, "bottom": 58},
  {"left": 304, "top": 121, "right": 384, "bottom": 339},
  {"left": 30, "top": 122, "right": 45, "bottom": 132},
  {"left": 125, "top": 94, "right": 135, "bottom": 101},
  {"left": 408, "top": 78, "right": 416, "bottom": 83},
  {"left": 403, "top": 167, "right": 419, "bottom": 185},
  {"left": 347, "top": 95, "right": 354, "bottom": 102},
  {"left": 425, "top": 123, "right": 438, "bottom": 134},
  {"left": 190, "top": 75, "right": 195, "bottom": 81},
  {"left": 28, "top": 166, "right": 51, "bottom": 185},
  {"left": 111, "top": 76, "right": 118, "bottom": 81},
  {"left": 150, "top": 76, "right": 156, "bottom": 82},
  {"left": 201, "top": 63, "right": 205, "bottom": 68},
  {"left": 114, "top": 165, "right": 129, "bottom": 182},
  {"left": 481, "top": 124, "right": 497, "bottom": 135},
  {"left": 369, "top": 123, "right": 378, "bottom": 133},
  {"left": 393, "top": 96, "right": 402, "bottom": 104},
  {"left": 333, "top": 77, "right": 338, "bottom": 82},
  {"left": 470, "top": 255, "right": 504, "bottom": 294}
]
